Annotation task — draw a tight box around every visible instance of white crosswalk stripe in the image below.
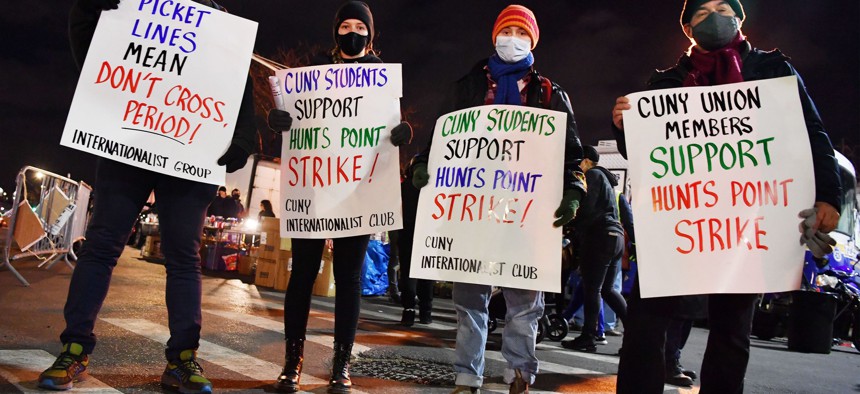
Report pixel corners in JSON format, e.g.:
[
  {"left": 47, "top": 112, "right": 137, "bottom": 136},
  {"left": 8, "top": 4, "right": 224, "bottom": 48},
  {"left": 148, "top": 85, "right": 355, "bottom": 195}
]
[
  {"left": 0, "top": 349, "right": 121, "bottom": 393},
  {"left": 99, "top": 318, "right": 370, "bottom": 394}
]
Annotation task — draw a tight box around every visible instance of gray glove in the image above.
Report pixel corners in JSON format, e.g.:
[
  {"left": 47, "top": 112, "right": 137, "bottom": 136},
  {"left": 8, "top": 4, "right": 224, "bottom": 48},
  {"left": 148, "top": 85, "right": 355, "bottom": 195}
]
[
  {"left": 797, "top": 208, "right": 817, "bottom": 233},
  {"left": 799, "top": 227, "right": 836, "bottom": 258}
]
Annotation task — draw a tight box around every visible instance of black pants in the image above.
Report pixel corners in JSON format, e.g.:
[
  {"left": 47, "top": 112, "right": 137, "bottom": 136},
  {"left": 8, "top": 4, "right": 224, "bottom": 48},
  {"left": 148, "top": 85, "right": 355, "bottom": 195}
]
[
  {"left": 283, "top": 235, "right": 370, "bottom": 344},
  {"left": 666, "top": 318, "right": 693, "bottom": 363},
  {"left": 579, "top": 233, "right": 626, "bottom": 337},
  {"left": 61, "top": 160, "right": 216, "bottom": 361},
  {"left": 617, "top": 277, "right": 757, "bottom": 394},
  {"left": 397, "top": 226, "right": 434, "bottom": 311}
]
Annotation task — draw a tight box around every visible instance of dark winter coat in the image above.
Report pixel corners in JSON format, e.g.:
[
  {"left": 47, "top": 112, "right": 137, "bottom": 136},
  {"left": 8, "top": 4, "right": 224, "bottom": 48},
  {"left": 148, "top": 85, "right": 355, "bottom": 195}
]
[
  {"left": 415, "top": 58, "right": 587, "bottom": 196},
  {"left": 69, "top": 0, "right": 258, "bottom": 158},
  {"left": 613, "top": 41, "right": 842, "bottom": 211},
  {"left": 311, "top": 53, "right": 383, "bottom": 66},
  {"left": 573, "top": 166, "right": 623, "bottom": 237}
]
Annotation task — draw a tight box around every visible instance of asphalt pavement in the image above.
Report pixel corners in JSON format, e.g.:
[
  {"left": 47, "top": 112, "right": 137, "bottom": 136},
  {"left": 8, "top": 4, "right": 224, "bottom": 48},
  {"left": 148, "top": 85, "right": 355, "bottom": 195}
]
[{"left": 0, "top": 244, "right": 858, "bottom": 393}]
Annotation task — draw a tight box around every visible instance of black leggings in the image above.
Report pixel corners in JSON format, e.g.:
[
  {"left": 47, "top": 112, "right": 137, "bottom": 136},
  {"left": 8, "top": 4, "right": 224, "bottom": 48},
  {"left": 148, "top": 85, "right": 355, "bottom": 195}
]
[
  {"left": 579, "top": 233, "right": 627, "bottom": 337},
  {"left": 283, "top": 235, "right": 370, "bottom": 344},
  {"left": 398, "top": 226, "right": 434, "bottom": 311}
]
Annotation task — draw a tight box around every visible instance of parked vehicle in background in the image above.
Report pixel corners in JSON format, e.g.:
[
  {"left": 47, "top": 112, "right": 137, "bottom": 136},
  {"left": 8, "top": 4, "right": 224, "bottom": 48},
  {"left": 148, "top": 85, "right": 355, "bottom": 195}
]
[{"left": 753, "top": 151, "right": 859, "bottom": 349}]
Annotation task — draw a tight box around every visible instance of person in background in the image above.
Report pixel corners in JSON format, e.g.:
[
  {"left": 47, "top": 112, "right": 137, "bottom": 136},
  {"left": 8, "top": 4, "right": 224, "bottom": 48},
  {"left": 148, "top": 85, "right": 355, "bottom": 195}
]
[
  {"left": 411, "top": 5, "right": 587, "bottom": 393},
  {"left": 208, "top": 186, "right": 241, "bottom": 219},
  {"left": 611, "top": 1, "right": 842, "bottom": 392},
  {"left": 561, "top": 145, "right": 627, "bottom": 352},
  {"left": 266, "top": 2, "right": 412, "bottom": 393},
  {"left": 231, "top": 188, "right": 246, "bottom": 218},
  {"left": 38, "top": 0, "right": 256, "bottom": 392},
  {"left": 259, "top": 199, "right": 276, "bottom": 219},
  {"left": 398, "top": 157, "right": 434, "bottom": 326}
]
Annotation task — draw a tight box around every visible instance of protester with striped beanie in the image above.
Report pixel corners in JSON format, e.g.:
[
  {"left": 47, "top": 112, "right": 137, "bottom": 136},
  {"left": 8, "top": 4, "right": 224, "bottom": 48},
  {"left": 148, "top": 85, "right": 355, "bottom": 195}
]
[{"left": 410, "top": 4, "right": 587, "bottom": 394}]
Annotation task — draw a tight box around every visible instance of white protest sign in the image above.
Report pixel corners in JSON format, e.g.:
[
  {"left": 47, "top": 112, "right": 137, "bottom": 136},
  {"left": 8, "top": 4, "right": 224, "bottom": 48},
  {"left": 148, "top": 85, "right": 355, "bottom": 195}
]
[
  {"left": 410, "top": 105, "right": 565, "bottom": 292},
  {"left": 61, "top": 0, "right": 257, "bottom": 185},
  {"left": 623, "top": 76, "right": 815, "bottom": 298},
  {"left": 275, "top": 64, "right": 403, "bottom": 238}
]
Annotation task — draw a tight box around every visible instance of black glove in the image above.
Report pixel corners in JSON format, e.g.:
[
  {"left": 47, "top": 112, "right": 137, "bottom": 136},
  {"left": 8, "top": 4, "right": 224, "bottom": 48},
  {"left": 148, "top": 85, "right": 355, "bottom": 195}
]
[
  {"left": 411, "top": 163, "right": 429, "bottom": 189},
  {"left": 85, "top": 0, "right": 120, "bottom": 11},
  {"left": 390, "top": 122, "right": 412, "bottom": 146},
  {"left": 267, "top": 109, "right": 293, "bottom": 133},
  {"left": 217, "top": 144, "right": 251, "bottom": 173}
]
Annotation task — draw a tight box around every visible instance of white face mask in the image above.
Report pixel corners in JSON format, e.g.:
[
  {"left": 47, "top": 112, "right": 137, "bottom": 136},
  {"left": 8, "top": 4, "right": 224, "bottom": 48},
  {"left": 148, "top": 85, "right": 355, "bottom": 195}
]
[{"left": 495, "top": 35, "right": 531, "bottom": 63}]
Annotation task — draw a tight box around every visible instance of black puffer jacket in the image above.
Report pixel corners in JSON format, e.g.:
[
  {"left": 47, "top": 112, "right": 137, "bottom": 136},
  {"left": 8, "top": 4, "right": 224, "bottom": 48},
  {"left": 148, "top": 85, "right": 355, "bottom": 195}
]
[
  {"left": 573, "top": 166, "right": 623, "bottom": 236},
  {"left": 613, "top": 41, "right": 842, "bottom": 211},
  {"left": 415, "top": 58, "right": 587, "bottom": 196},
  {"left": 69, "top": 0, "right": 258, "bottom": 157}
]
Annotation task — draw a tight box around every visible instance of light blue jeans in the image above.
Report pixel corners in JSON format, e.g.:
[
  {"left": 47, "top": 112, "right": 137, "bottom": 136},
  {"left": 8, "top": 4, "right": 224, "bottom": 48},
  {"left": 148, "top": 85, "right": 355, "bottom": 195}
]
[
  {"left": 603, "top": 266, "right": 623, "bottom": 329},
  {"left": 453, "top": 283, "right": 544, "bottom": 387}
]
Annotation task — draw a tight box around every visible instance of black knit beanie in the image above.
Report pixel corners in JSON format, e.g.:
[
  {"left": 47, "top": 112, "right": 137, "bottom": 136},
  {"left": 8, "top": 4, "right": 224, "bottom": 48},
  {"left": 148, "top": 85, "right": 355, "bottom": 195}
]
[
  {"left": 583, "top": 145, "right": 600, "bottom": 163},
  {"left": 333, "top": 1, "right": 374, "bottom": 43},
  {"left": 681, "top": 0, "right": 744, "bottom": 25}
]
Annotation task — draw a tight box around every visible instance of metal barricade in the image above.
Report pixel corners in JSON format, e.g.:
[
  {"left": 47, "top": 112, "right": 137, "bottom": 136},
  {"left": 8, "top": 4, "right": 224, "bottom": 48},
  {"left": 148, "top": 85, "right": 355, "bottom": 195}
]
[{"left": 1, "top": 166, "right": 90, "bottom": 286}]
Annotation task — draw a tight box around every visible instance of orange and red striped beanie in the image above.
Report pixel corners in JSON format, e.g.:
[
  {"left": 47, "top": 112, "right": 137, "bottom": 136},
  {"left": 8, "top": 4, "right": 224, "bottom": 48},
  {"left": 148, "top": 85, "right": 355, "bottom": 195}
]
[{"left": 492, "top": 5, "right": 539, "bottom": 49}]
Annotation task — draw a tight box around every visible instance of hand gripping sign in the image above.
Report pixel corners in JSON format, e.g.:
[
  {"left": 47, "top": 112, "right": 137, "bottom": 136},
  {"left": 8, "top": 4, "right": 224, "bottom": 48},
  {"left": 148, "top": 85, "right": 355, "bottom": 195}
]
[
  {"left": 622, "top": 76, "right": 815, "bottom": 298},
  {"left": 274, "top": 64, "right": 404, "bottom": 238},
  {"left": 410, "top": 105, "right": 566, "bottom": 293},
  {"left": 61, "top": 0, "right": 257, "bottom": 185}
]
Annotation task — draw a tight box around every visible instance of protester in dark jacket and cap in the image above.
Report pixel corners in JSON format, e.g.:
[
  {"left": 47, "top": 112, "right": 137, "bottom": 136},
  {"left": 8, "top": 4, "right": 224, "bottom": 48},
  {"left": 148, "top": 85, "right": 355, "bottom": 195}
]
[
  {"left": 266, "top": 2, "right": 412, "bottom": 393},
  {"left": 561, "top": 145, "right": 628, "bottom": 352},
  {"left": 410, "top": 5, "right": 587, "bottom": 394},
  {"left": 39, "top": 0, "right": 256, "bottom": 392},
  {"left": 611, "top": 1, "right": 842, "bottom": 393}
]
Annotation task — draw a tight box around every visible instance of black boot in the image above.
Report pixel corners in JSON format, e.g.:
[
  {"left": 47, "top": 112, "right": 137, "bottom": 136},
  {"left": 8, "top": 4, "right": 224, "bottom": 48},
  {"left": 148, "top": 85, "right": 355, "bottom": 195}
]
[
  {"left": 328, "top": 342, "right": 353, "bottom": 394},
  {"left": 419, "top": 309, "right": 433, "bottom": 324},
  {"left": 401, "top": 309, "right": 416, "bottom": 327},
  {"left": 665, "top": 358, "right": 693, "bottom": 387},
  {"left": 274, "top": 339, "right": 304, "bottom": 393}
]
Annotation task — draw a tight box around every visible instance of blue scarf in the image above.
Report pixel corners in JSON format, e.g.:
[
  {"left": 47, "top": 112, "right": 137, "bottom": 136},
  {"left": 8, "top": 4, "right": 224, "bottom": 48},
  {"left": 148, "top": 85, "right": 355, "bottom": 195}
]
[{"left": 487, "top": 52, "right": 534, "bottom": 105}]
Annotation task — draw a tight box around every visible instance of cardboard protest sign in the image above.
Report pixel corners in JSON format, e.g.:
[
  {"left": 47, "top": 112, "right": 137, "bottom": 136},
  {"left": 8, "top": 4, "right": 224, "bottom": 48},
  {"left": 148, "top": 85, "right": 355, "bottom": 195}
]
[
  {"left": 274, "top": 64, "right": 403, "bottom": 238},
  {"left": 410, "top": 105, "right": 565, "bottom": 292},
  {"left": 61, "top": 0, "right": 257, "bottom": 185},
  {"left": 623, "top": 76, "right": 815, "bottom": 298}
]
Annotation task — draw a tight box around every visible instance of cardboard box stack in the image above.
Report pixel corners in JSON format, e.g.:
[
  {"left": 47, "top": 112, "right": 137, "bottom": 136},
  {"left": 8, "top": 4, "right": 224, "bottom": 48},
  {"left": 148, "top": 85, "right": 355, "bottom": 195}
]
[
  {"left": 254, "top": 217, "right": 280, "bottom": 288},
  {"left": 312, "top": 246, "right": 335, "bottom": 297},
  {"left": 142, "top": 235, "right": 163, "bottom": 259},
  {"left": 273, "top": 250, "right": 292, "bottom": 291}
]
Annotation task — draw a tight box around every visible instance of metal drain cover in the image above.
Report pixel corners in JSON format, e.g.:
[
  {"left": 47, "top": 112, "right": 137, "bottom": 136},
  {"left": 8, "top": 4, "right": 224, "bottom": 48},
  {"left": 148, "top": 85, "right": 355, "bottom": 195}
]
[{"left": 351, "top": 354, "right": 455, "bottom": 385}]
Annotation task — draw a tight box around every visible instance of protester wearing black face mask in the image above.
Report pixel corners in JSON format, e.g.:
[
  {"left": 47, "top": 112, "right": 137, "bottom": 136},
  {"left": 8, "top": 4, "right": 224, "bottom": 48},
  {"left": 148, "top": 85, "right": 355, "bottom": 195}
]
[
  {"left": 610, "top": 1, "right": 842, "bottom": 393},
  {"left": 266, "top": 2, "right": 412, "bottom": 393}
]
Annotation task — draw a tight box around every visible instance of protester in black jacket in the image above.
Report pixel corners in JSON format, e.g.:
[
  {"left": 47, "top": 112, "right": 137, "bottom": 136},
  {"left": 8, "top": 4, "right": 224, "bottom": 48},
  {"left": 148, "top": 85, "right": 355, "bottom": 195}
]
[
  {"left": 40, "top": 0, "right": 256, "bottom": 392},
  {"left": 611, "top": 2, "right": 842, "bottom": 393},
  {"left": 265, "top": 2, "right": 411, "bottom": 393},
  {"left": 561, "top": 145, "right": 627, "bottom": 352}
]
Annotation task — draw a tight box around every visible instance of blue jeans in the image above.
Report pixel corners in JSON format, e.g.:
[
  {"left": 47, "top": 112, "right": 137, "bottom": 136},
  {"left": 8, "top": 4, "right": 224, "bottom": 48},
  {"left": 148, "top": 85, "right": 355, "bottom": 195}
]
[
  {"left": 603, "top": 265, "right": 623, "bottom": 330},
  {"left": 60, "top": 160, "right": 216, "bottom": 361},
  {"left": 453, "top": 283, "right": 544, "bottom": 387}
]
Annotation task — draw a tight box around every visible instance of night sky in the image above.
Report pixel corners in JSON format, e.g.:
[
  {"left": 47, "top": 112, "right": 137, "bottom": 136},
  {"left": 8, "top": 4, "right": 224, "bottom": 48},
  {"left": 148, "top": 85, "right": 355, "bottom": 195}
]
[{"left": 2, "top": 1, "right": 858, "bottom": 198}]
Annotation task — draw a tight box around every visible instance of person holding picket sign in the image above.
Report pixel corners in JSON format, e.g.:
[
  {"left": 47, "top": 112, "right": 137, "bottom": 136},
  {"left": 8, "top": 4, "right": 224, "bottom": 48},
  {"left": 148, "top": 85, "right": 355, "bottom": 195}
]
[
  {"left": 611, "top": 1, "right": 842, "bottom": 393},
  {"left": 265, "top": 2, "right": 412, "bottom": 393},
  {"left": 410, "top": 5, "right": 586, "bottom": 393},
  {"left": 38, "top": 0, "right": 256, "bottom": 393}
]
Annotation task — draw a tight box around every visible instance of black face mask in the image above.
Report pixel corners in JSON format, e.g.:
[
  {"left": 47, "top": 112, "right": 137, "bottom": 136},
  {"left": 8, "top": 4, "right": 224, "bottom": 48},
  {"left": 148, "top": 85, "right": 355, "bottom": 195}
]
[
  {"left": 232, "top": 194, "right": 240, "bottom": 200},
  {"left": 692, "top": 12, "right": 740, "bottom": 51},
  {"left": 337, "top": 32, "right": 369, "bottom": 57}
]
